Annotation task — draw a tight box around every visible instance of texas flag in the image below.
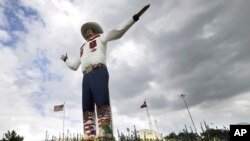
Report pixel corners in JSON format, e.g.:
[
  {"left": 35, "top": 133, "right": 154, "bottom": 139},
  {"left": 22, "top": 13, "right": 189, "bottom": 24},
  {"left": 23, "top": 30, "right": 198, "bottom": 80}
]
[{"left": 140, "top": 101, "right": 147, "bottom": 108}]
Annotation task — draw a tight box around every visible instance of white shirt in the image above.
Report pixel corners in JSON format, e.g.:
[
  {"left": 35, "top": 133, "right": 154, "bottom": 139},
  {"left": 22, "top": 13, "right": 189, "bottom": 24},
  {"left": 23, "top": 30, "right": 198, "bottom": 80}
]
[{"left": 65, "top": 18, "right": 135, "bottom": 72}]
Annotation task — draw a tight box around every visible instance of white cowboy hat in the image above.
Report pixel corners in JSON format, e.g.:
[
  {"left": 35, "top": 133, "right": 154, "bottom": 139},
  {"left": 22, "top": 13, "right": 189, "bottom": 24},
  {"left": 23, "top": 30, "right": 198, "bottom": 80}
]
[{"left": 81, "top": 22, "right": 103, "bottom": 40}]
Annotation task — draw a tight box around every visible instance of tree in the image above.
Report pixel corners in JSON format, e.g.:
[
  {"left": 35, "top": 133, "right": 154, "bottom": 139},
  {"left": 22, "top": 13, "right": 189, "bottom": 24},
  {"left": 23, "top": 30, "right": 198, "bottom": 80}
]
[
  {"left": 200, "top": 128, "right": 229, "bottom": 141},
  {"left": 164, "top": 132, "right": 178, "bottom": 140},
  {"left": 1, "top": 130, "right": 24, "bottom": 141}
]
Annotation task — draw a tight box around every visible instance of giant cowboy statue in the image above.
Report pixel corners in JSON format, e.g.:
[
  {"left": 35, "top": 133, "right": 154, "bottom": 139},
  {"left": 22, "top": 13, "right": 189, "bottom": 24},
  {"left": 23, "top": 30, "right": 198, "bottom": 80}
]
[{"left": 60, "top": 4, "right": 150, "bottom": 141}]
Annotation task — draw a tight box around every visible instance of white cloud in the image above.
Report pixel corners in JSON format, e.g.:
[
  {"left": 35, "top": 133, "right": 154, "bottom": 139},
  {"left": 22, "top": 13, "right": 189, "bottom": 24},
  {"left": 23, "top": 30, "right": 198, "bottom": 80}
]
[
  {"left": 109, "top": 41, "right": 151, "bottom": 67},
  {"left": 0, "top": 29, "right": 11, "bottom": 42}
]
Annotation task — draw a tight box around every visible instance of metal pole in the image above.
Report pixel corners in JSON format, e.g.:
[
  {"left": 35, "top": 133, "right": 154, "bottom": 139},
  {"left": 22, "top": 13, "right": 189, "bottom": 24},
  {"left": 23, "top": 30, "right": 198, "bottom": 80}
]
[
  {"left": 154, "top": 119, "right": 160, "bottom": 140},
  {"left": 145, "top": 107, "right": 152, "bottom": 132},
  {"left": 63, "top": 102, "right": 65, "bottom": 141},
  {"left": 144, "top": 100, "right": 153, "bottom": 132},
  {"left": 180, "top": 94, "right": 198, "bottom": 135}
]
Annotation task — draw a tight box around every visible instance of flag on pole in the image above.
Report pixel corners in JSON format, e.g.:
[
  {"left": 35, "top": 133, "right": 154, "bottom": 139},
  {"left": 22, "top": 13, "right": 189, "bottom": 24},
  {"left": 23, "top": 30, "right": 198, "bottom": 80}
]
[
  {"left": 140, "top": 101, "right": 147, "bottom": 108},
  {"left": 54, "top": 104, "right": 64, "bottom": 112}
]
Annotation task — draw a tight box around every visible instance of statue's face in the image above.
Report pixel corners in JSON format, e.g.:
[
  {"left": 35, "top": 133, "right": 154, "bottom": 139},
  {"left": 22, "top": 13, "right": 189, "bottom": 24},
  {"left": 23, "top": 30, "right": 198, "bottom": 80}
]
[{"left": 84, "top": 29, "right": 96, "bottom": 40}]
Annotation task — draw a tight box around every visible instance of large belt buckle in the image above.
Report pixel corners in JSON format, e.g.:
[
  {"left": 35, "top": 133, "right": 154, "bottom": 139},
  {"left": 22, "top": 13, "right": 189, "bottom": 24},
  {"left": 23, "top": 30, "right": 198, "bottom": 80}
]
[
  {"left": 93, "top": 64, "right": 100, "bottom": 68},
  {"left": 84, "top": 65, "right": 93, "bottom": 74},
  {"left": 84, "top": 63, "right": 104, "bottom": 74}
]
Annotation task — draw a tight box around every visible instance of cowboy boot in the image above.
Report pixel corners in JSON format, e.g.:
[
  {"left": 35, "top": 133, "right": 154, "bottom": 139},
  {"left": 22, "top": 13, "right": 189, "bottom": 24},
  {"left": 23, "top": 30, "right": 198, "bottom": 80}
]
[
  {"left": 83, "top": 111, "right": 96, "bottom": 141},
  {"left": 97, "top": 105, "right": 113, "bottom": 140}
]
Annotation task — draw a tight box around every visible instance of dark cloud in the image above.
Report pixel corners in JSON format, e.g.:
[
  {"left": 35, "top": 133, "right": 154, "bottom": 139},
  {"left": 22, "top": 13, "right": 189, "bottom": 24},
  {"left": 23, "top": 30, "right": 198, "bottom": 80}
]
[
  {"left": 99, "top": 1, "right": 250, "bottom": 123},
  {"left": 127, "top": 0, "right": 250, "bottom": 110},
  {"left": 109, "top": 61, "right": 154, "bottom": 100}
]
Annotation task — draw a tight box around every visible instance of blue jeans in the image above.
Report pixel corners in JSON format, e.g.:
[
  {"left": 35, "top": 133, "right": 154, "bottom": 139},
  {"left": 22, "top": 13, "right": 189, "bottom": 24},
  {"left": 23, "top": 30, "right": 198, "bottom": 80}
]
[{"left": 82, "top": 66, "right": 110, "bottom": 112}]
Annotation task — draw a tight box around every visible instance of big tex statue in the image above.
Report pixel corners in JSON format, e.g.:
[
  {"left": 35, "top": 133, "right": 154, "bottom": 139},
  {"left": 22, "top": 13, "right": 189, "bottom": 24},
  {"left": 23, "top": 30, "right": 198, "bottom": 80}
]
[{"left": 61, "top": 4, "right": 150, "bottom": 141}]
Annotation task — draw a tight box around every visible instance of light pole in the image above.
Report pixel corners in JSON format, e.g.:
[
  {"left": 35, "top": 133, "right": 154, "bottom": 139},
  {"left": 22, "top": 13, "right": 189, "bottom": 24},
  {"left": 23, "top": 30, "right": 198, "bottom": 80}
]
[{"left": 180, "top": 94, "right": 198, "bottom": 135}]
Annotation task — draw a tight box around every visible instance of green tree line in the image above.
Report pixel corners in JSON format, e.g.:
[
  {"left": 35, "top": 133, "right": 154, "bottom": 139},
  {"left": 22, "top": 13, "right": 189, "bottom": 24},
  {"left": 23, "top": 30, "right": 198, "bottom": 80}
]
[{"left": 164, "top": 128, "right": 229, "bottom": 141}]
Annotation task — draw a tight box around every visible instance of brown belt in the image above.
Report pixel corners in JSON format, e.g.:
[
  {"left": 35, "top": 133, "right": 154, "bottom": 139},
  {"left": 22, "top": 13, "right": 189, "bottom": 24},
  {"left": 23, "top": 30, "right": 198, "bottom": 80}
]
[{"left": 83, "top": 63, "right": 106, "bottom": 74}]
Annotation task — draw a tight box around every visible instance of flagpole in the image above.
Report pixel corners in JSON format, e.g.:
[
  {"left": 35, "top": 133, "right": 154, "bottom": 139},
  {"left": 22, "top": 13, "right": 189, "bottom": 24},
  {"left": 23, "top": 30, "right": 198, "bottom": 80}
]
[
  {"left": 145, "top": 100, "right": 152, "bottom": 132},
  {"left": 180, "top": 94, "right": 198, "bottom": 135},
  {"left": 63, "top": 102, "right": 65, "bottom": 141}
]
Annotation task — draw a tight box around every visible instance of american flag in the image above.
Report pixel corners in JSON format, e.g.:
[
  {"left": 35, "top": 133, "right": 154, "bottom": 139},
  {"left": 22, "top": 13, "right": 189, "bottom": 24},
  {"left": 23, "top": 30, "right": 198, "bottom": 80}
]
[{"left": 54, "top": 104, "right": 64, "bottom": 112}]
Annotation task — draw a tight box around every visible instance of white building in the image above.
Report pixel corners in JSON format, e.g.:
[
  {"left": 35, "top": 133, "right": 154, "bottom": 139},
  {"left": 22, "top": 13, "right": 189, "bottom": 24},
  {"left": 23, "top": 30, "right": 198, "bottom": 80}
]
[{"left": 138, "top": 129, "right": 163, "bottom": 140}]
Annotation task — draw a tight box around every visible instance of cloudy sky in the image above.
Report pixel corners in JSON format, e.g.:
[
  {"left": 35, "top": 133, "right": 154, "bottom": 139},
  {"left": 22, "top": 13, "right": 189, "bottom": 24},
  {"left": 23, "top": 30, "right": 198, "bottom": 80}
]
[{"left": 1, "top": 0, "right": 250, "bottom": 140}]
